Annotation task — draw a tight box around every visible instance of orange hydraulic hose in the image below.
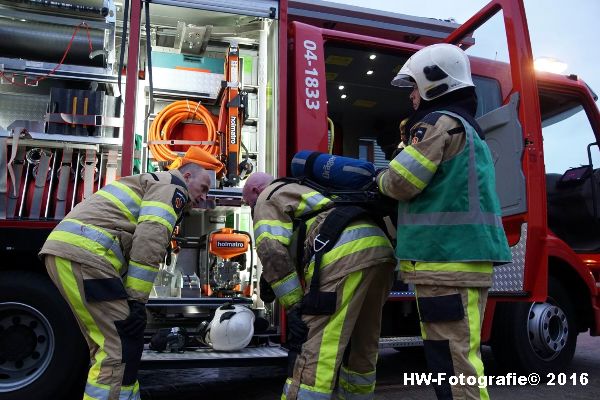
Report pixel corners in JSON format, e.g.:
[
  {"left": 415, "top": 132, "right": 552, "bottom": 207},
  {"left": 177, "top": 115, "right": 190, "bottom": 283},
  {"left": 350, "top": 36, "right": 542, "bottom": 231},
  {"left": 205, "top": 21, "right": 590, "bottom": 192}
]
[{"left": 149, "top": 100, "right": 219, "bottom": 162}]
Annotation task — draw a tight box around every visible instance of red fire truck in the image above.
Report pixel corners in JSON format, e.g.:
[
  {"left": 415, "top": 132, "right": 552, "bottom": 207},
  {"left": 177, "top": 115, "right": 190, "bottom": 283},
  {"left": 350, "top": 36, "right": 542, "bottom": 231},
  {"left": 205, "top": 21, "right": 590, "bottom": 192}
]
[{"left": 1, "top": 0, "right": 599, "bottom": 398}]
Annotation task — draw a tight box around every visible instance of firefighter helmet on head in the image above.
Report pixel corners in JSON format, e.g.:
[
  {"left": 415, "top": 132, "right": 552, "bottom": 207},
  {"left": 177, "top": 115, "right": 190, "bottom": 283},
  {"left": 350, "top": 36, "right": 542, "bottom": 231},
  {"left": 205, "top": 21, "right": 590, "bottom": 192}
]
[{"left": 391, "top": 43, "right": 474, "bottom": 101}]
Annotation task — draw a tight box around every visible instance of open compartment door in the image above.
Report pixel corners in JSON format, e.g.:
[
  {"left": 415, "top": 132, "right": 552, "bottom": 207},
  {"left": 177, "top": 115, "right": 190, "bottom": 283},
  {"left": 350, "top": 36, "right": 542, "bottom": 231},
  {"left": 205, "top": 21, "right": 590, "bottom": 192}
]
[
  {"left": 445, "top": 0, "right": 546, "bottom": 300},
  {"left": 287, "top": 21, "right": 330, "bottom": 166}
]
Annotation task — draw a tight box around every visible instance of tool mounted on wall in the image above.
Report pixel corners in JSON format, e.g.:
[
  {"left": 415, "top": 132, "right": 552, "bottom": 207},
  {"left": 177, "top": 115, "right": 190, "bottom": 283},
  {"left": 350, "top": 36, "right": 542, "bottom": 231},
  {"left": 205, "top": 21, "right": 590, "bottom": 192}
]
[{"left": 219, "top": 43, "right": 252, "bottom": 187}]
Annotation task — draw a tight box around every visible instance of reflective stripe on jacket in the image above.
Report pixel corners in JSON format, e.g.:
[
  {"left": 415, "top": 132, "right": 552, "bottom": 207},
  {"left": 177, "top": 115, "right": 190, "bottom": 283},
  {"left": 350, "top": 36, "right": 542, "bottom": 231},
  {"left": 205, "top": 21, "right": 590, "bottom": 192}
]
[
  {"left": 253, "top": 182, "right": 396, "bottom": 309},
  {"left": 40, "top": 170, "right": 189, "bottom": 302}
]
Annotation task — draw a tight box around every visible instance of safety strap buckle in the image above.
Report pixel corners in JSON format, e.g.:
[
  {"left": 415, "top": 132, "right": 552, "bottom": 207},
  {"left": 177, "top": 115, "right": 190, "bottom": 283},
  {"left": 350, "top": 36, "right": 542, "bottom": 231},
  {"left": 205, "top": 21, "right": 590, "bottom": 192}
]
[{"left": 313, "top": 234, "right": 330, "bottom": 253}]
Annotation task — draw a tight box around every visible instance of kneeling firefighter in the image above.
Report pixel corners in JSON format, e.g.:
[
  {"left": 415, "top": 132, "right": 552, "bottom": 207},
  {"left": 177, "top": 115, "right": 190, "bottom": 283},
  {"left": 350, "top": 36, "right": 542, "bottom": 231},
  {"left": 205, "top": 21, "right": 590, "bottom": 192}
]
[{"left": 243, "top": 171, "right": 397, "bottom": 400}]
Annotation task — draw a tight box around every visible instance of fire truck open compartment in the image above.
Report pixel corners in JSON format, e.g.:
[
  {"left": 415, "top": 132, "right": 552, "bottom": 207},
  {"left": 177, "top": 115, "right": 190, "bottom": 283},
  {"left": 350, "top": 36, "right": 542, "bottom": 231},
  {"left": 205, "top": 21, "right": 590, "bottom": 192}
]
[
  {"left": 0, "top": 0, "right": 121, "bottom": 222},
  {"left": 134, "top": 3, "right": 280, "bottom": 323},
  {"left": 0, "top": 1, "right": 283, "bottom": 395},
  {"left": 138, "top": 1, "right": 280, "bottom": 178},
  {"left": 0, "top": 0, "right": 281, "bottom": 306}
]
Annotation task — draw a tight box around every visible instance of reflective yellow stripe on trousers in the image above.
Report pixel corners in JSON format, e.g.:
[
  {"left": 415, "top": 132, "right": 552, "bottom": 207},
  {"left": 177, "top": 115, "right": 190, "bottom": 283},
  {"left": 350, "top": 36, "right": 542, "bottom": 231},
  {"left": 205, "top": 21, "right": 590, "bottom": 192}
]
[
  {"left": 338, "top": 365, "right": 376, "bottom": 399},
  {"left": 54, "top": 257, "right": 108, "bottom": 385}
]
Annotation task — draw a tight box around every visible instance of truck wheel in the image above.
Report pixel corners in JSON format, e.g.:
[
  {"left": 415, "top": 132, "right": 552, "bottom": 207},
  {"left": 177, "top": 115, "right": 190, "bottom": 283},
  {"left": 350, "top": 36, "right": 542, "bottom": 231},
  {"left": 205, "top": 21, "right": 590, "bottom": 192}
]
[
  {"left": 0, "top": 270, "right": 88, "bottom": 400},
  {"left": 491, "top": 276, "right": 577, "bottom": 375}
]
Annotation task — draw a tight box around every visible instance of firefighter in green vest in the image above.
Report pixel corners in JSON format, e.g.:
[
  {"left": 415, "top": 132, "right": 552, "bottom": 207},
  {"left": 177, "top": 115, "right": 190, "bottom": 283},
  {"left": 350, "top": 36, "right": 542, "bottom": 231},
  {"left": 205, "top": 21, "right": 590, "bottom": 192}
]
[{"left": 377, "top": 43, "right": 511, "bottom": 400}]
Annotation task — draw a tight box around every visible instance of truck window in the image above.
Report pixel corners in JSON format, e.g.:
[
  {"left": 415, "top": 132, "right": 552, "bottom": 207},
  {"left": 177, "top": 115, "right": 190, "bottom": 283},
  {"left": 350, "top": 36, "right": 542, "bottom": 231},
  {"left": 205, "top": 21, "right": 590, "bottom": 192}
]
[
  {"left": 473, "top": 75, "right": 502, "bottom": 118},
  {"left": 541, "top": 91, "right": 600, "bottom": 173},
  {"left": 542, "top": 89, "right": 600, "bottom": 251}
]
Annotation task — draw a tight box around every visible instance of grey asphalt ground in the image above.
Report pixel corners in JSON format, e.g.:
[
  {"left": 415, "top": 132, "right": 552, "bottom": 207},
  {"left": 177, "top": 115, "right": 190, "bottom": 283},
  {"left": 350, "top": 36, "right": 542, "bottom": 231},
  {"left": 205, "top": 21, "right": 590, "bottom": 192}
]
[{"left": 138, "top": 332, "right": 599, "bottom": 399}]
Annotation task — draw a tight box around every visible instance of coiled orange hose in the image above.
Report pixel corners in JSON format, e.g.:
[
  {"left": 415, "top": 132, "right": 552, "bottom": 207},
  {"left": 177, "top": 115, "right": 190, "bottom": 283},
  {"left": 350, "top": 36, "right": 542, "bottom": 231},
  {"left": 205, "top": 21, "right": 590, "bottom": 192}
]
[{"left": 148, "top": 100, "right": 219, "bottom": 162}]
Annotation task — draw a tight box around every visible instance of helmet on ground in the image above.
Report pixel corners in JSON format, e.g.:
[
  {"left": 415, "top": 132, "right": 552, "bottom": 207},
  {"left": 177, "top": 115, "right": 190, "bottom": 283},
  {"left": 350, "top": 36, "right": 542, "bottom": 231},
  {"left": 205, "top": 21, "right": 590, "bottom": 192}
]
[
  {"left": 198, "top": 303, "right": 255, "bottom": 351},
  {"left": 391, "top": 43, "right": 474, "bottom": 101}
]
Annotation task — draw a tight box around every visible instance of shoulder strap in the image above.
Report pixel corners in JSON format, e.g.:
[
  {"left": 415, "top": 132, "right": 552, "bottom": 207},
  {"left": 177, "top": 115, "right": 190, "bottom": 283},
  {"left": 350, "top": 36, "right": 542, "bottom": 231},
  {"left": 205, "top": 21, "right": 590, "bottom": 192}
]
[
  {"left": 436, "top": 108, "right": 485, "bottom": 140},
  {"left": 266, "top": 177, "right": 302, "bottom": 201},
  {"left": 308, "top": 205, "right": 369, "bottom": 292}
]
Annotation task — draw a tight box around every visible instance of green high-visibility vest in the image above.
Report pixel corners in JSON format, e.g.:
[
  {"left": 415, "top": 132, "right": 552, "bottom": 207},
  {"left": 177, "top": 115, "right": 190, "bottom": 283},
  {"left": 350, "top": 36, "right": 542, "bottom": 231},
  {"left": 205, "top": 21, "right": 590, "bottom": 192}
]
[{"left": 396, "top": 110, "right": 511, "bottom": 263}]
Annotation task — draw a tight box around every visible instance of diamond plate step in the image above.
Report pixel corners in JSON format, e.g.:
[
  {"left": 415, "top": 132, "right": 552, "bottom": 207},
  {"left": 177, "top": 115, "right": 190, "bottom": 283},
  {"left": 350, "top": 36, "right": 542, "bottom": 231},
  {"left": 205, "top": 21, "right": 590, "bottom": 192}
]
[
  {"left": 379, "top": 336, "right": 423, "bottom": 349},
  {"left": 140, "top": 345, "right": 288, "bottom": 369},
  {"left": 140, "top": 337, "right": 423, "bottom": 369}
]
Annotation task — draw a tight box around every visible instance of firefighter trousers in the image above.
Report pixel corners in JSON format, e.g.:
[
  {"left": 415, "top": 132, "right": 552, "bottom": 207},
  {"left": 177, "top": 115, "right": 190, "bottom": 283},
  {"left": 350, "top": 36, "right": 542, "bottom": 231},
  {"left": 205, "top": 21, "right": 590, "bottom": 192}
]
[
  {"left": 415, "top": 285, "right": 489, "bottom": 400},
  {"left": 283, "top": 263, "right": 395, "bottom": 400},
  {"left": 45, "top": 255, "right": 143, "bottom": 400}
]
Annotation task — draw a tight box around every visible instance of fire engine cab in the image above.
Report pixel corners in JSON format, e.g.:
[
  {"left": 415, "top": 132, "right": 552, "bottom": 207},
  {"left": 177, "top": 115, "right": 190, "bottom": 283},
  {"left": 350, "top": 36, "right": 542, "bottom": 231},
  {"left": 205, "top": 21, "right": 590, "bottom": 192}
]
[{"left": 0, "top": 0, "right": 599, "bottom": 399}]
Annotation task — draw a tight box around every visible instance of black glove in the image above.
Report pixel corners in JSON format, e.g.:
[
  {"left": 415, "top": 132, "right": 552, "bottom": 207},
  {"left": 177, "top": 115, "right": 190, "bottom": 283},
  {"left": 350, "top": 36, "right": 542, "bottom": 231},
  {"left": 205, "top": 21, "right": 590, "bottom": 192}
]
[
  {"left": 120, "top": 300, "right": 147, "bottom": 337},
  {"left": 259, "top": 276, "right": 276, "bottom": 303},
  {"left": 286, "top": 305, "right": 308, "bottom": 352},
  {"left": 285, "top": 306, "right": 308, "bottom": 377}
]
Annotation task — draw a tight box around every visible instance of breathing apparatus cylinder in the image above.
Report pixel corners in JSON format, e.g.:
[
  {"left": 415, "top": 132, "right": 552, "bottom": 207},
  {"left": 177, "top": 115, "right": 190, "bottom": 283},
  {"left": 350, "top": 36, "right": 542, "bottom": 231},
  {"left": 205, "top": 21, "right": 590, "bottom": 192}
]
[{"left": 290, "top": 150, "right": 376, "bottom": 190}]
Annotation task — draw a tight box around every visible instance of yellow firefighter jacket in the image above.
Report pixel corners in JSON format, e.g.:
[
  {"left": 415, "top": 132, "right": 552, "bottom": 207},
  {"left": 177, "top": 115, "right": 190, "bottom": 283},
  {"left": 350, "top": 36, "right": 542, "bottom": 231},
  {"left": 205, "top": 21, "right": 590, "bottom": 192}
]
[
  {"left": 39, "top": 170, "right": 190, "bottom": 302},
  {"left": 253, "top": 181, "right": 396, "bottom": 309}
]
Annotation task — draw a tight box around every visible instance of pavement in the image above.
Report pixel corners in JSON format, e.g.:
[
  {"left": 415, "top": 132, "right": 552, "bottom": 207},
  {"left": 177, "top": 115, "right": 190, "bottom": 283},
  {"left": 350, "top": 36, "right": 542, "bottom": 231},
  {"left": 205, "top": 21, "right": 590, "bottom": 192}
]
[{"left": 138, "top": 333, "right": 600, "bottom": 399}]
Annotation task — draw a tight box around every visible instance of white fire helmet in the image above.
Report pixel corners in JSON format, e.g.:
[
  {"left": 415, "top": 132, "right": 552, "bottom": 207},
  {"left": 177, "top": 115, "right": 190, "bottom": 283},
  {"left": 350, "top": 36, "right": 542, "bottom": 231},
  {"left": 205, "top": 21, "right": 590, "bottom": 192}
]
[
  {"left": 391, "top": 43, "right": 474, "bottom": 101},
  {"left": 199, "top": 303, "right": 255, "bottom": 351}
]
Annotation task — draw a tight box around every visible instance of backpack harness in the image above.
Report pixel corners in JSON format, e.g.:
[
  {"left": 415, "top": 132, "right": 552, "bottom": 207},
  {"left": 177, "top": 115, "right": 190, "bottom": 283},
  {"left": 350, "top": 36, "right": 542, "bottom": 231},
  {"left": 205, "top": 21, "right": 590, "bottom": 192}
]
[{"left": 267, "top": 176, "right": 392, "bottom": 315}]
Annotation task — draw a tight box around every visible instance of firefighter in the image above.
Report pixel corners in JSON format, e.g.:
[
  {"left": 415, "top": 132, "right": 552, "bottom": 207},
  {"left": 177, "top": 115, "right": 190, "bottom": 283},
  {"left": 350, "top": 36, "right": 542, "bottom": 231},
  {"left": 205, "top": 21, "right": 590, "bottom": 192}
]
[
  {"left": 243, "top": 172, "right": 397, "bottom": 400},
  {"left": 377, "top": 43, "right": 511, "bottom": 400},
  {"left": 39, "top": 147, "right": 216, "bottom": 400}
]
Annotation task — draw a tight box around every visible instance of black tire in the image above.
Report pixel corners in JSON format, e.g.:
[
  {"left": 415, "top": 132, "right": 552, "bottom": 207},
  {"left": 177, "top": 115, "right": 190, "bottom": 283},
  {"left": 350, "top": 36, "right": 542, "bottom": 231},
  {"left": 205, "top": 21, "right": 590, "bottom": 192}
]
[
  {"left": 491, "top": 276, "right": 577, "bottom": 375},
  {"left": 0, "top": 270, "right": 88, "bottom": 400}
]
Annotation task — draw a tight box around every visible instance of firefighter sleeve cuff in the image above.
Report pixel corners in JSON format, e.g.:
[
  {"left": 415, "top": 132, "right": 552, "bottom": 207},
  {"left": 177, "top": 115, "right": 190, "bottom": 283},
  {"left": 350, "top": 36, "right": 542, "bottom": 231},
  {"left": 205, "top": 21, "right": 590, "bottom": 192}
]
[
  {"left": 376, "top": 169, "right": 389, "bottom": 196},
  {"left": 124, "top": 260, "right": 159, "bottom": 302},
  {"left": 272, "top": 272, "right": 303, "bottom": 309}
]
